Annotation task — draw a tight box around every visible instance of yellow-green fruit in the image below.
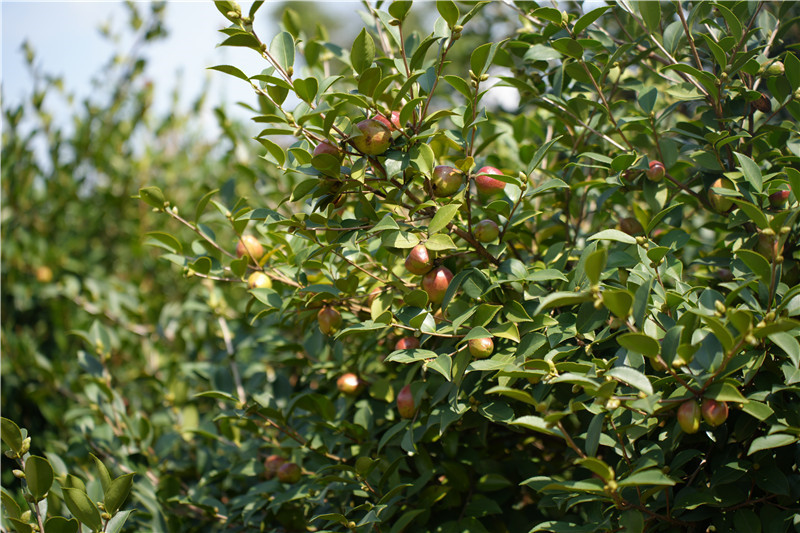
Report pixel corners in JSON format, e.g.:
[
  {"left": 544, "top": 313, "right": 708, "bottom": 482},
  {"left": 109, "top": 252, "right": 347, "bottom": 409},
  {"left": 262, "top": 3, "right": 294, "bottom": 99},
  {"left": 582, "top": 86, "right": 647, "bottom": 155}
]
[
  {"left": 247, "top": 272, "right": 272, "bottom": 289},
  {"left": 237, "top": 235, "right": 264, "bottom": 262},
  {"left": 351, "top": 119, "right": 392, "bottom": 156},
  {"left": 708, "top": 177, "right": 735, "bottom": 213}
]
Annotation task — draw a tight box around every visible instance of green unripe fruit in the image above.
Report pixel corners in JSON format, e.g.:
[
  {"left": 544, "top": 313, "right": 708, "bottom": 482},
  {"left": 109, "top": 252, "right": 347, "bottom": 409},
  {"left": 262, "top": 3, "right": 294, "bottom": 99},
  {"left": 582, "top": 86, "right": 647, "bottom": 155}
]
[
  {"left": 317, "top": 306, "right": 342, "bottom": 335},
  {"left": 708, "top": 177, "right": 735, "bottom": 213},
  {"left": 237, "top": 235, "right": 264, "bottom": 262},
  {"left": 474, "top": 219, "right": 500, "bottom": 242},
  {"left": 277, "top": 462, "right": 302, "bottom": 483},
  {"left": 247, "top": 272, "right": 272, "bottom": 289}
]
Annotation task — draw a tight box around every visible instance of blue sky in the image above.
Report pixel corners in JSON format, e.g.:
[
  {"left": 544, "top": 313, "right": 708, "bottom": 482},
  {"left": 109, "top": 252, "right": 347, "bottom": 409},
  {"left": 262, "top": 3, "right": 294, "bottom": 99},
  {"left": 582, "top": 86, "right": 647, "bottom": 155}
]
[{"left": 1, "top": 2, "right": 355, "bottom": 129}]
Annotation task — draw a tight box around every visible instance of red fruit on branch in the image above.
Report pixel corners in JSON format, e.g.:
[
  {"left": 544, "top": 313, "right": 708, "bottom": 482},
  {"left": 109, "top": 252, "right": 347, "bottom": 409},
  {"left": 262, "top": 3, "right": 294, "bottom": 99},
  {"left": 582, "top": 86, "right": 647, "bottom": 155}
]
[
  {"left": 397, "top": 384, "right": 416, "bottom": 419},
  {"left": 475, "top": 166, "right": 505, "bottom": 197},
  {"left": 468, "top": 337, "right": 494, "bottom": 358},
  {"left": 351, "top": 119, "right": 392, "bottom": 155},
  {"left": 646, "top": 161, "right": 665, "bottom": 182},
  {"left": 422, "top": 266, "right": 454, "bottom": 305},
  {"left": 405, "top": 244, "right": 433, "bottom": 275},
  {"left": 677, "top": 400, "right": 700, "bottom": 434},
  {"left": 317, "top": 306, "right": 342, "bottom": 335},
  {"left": 431, "top": 165, "right": 463, "bottom": 197},
  {"left": 395, "top": 337, "right": 420, "bottom": 350},
  {"left": 701, "top": 399, "right": 728, "bottom": 427}
]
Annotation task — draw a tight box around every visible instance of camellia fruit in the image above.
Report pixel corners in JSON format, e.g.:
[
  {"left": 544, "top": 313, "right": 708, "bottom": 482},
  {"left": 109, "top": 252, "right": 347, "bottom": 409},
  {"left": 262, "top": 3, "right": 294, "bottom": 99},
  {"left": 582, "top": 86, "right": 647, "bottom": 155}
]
[
  {"left": 395, "top": 337, "right": 420, "bottom": 350},
  {"left": 397, "top": 384, "right": 416, "bottom": 419},
  {"left": 247, "top": 271, "right": 272, "bottom": 289},
  {"left": 317, "top": 306, "right": 342, "bottom": 335},
  {"left": 468, "top": 337, "right": 494, "bottom": 358},
  {"left": 701, "top": 399, "right": 728, "bottom": 427},
  {"left": 351, "top": 119, "right": 392, "bottom": 156},
  {"left": 264, "top": 455, "right": 286, "bottom": 480},
  {"left": 708, "top": 177, "right": 735, "bottom": 213},
  {"left": 619, "top": 217, "right": 644, "bottom": 236},
  {"left": 756, "top": 233, "right": 780, "bottom": 261},
  {"left": 422, "top": 266, "right": 454, "bottom": 305},
  {"left": 475, "top": 166, "right": 505, "bottom": 197},
  {"left": 312, "top": 140, "right": 341, "bottom": 159},
  {"left": 474, "top": 220, "right": 499, "bottom": 243},
  {"left": 374, "top": 111, "right": 401, "bottom": 130},
  {"left": 337, "top": 373, "right": 363, "bottom": 395},
  {"left": 677, "top": 400, "right": 701, "bottom": 434},
  {"left": 277, "top": 462, "right": 302, "bottom": 483},
  {"left": 405, "top": 244, "right": 434, "bottom": 275},
  {"left": 769, "top": 190, "right": 789, "bottom": 209},
  {"left": 236, "top": 235, "right": 264, "bottom": 262},
  {"left": 431, "top": 165, "right": 463, "bottom": 197},
  {"left": 646, "top": 161, "right": 666, "bottom": 182}
]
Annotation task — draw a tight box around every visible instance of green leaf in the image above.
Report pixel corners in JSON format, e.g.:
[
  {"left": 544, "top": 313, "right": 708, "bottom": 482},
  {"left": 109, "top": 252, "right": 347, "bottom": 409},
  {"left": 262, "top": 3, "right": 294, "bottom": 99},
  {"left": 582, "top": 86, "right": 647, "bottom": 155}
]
[
  {"left": 90, "top": 454, "right": 112, "bottom": 493},
  {"left": 104, "top": 510, "right": 133, "bottom": 533},
  {"left": 510, "top": 415, "right": 561, "bottom": 437},
  {"left": 585, "top": 413, "right": 604, "bottom": 457},
  {"left": 617, "top": 333, "right": 660, "bottom": 357},
  {"left": 1, "top": 417, "right": 23, "bottom": 455},
  {"left": 735, "top": 249, "right": 771, "bottom": 285},
  {"left": 636, "top": 0, "right": 661, "bottom": 33},
  {"left": 578, "top": 457, "right": 614, "bottom": 481},
  {"left": 388, "top": 1, "right": 413, "bottom": 21},
  {"left": 603, "top": 289, "right": 633, "bottom": 319},
  {"left": 536, "top": 291, "right": 593, "bottom": 314},
  {"left": 605, "top": 366, "right": 653, "bottom": 395},
  {"left": 104, "top": 473, "right": 134, "bottom": 514},
  {"left": 293, "top": 77, "right": 318, "bottom": 103},
  {"left": 270, "top": 31, "right": 295, "bottom": 71},
  {"left": 703, "top": 382, "right": 747, "bottom": 403},
  {"left": 2, "top": 487, "right": 21, "bottom": 519},
  {"left": 785, "top": 52, "right": 800, "bottom": 91},
  {"left": 768, "top": 331, "right": 800, "bottom": 367},
  {"left": 144, "top": 232, "right": 182, "bottom": 254},
  {"left": 428, "top": 354, "right": 452, "bottom": 381},
  {"left": 573, "top": 5, "right": 610, "bottom": 35},
  {"left": 584, "top": 248, "right": 607, "bottom": 286},
  {"left": 588, "top": 229, "right": 637, "bottom": 244},
  {"left": 485, "top": 386, "right": 538, "bottom": 407},
  {"left": 470, "top": 41, "right": 504, "bottom": 76},
  {"left": 351, "top": 28, "right": 375, "bottom": 74},
  {"left": 62, "top": 487, "right": 103, "bottom": 532},
  {"left": 491, "top": 322, "right": 520, "bottom": 343},
  {"left": 734, "top": 152, "right": 762, "bottom": 193},
  {"left": 730, "top": 199, "right": 769, "bottom": 230},
  {"left": 425, "top": 234, "right": 456, "bottom": 251},
  {"left": 436, "top": 0, "right": 459, "bottom": 27},
  {"left": 7, "top": 518, "right": 33, "bottom": 533},
  {"left": 747, "top": 434, "right": 798, "bottom": 455},
  {"left": 551, "top": 38, "right": 583, "bottom": 59},
  {"left": 618, "top": 468, "right": 675, "bottom": 487},
  {"left": 207, "top": 64, "right": 249, "bottom": 82},
  {"left": 44, "top": 517, "right": 80, "bottom": 533},
  {"left": 741, "top": 400, "right": 773, "bottom": 421},
  {"left": 24, "top": 455, "right": 53, "bottom": 501},
  {"left": 138, "top": 186, "right": 166, "bottom": 209},
  {"left": 428, "top": 203, "right": 461, "bottom": 235}
]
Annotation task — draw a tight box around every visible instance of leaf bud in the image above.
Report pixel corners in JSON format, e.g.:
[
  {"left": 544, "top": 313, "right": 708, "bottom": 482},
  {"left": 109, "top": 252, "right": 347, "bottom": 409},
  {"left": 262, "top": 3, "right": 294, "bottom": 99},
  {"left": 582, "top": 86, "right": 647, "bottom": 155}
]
[
  {"left": 746, "top": 334, "right": 758, "bottom": 346},
  {"left": 780, "top": 226, "right": 790, "bottom": 235},
  {"left": 226, "top": 10, "right": 240, "bottom": 19},
  {"left": 775, "top": 255, "right": 784, "bottom": 264},
  {"left": 480, "top": 73, "right": 490, "bottom": 81},
  {"left": 794, "top": 88, "right": 800, "bottom": 101},
  {"left": 260, "top": 43, "right": 267, "bottom": 52},
  {"left": 453, "top": 25, "right": 463, "bottom": 32},
  {"left": 714, "top": 300, "right": 726, "bottom": 314},
  {"left": 286, "top": 66, "right": 294, "bottom": 77},
  {"left": 389, "top": 18, "right": 401, "bottom": 26},
  {"left": 762, "top": 227, "right": 775, "bottom": 236},
  {"left": 20, "top": 437, "right": 31, "bottom": 455},
  {"left": 20, "top": 511, "right": 32, "bottom": 523},
  {"left": 101, "top": 512, "right": 112, "bottom": 520},
  {"left": 635, "top": 236, "right": 646, "bottom": 246},
  {"left": 13, "top": 469, "right": 25, "bottom": 479},
  {"left": 469, "top": 70, "right": 478, "bottom": 81}
]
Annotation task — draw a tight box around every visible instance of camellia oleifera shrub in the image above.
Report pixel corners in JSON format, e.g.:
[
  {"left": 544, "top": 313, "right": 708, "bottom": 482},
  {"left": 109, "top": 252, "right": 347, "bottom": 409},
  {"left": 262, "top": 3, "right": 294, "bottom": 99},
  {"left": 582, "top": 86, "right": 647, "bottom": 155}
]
[{"left": 132, "top": 0, "right": 797, "bottom": 531}]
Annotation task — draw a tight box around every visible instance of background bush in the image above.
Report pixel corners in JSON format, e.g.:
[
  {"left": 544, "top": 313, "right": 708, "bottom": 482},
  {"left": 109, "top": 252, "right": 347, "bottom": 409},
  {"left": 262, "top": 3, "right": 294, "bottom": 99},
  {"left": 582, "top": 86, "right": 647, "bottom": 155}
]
[{"left": 3, "top": 1, "right": 800, "bottom": 532}]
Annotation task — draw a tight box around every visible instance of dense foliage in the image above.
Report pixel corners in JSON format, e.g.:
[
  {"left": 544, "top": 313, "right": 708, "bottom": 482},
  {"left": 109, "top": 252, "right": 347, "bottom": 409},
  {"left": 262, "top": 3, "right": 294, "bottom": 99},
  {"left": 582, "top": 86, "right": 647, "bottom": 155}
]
[{"left": 3, "top": 1, "right": 800, "bottom": 532}]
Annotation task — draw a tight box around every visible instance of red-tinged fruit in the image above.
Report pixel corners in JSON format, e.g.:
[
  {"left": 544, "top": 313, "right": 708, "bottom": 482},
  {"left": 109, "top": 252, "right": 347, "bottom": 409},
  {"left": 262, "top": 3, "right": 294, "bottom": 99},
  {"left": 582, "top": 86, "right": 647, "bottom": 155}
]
[
  {"left": 277, "top": 462, "right": 302, "bottom": 483},
  {"left": 351, "top": 119, "right": 392, "bottom": 156},
  {"left": 475, "top": 166, "right": 505, "bottom": 197},
  {"left": 474, "top": 219, "right": 499, "bottom": 242},
  {"left": 237, "top": 235, "right": 264, "bottom": 262},
  {"left": 646, "top": 161, "right": 665, "bottom": 182},
  {"left": 374, "top": 111, "right": 402, "bottom": 130},
  {"left": 422, "top": 266, "right": 454, "bottom": 305},
  {"left": 264, "top": 455, "right": 286, "bottom": 479},
  {"left": 468, "top": 337, "right": 494, "bottom": 358},
  {"left": 313, "top": 140, "right": 341, "bottom": 159},
  {"left": 677, "top": 400, "right": 701, "bottom": 434},
  {"left": 405, "top": 244, "right": 434, "bottom": 275},
  {"left": 397, "top": 384, "right": 416, "bottom": 419},
  {"left": 619, "top": 217, "right": 644, "bottom": 236},
  {"left": 247, "top": 271, "right": 272, "bottom": 289},
  {"left": 395, "top": 337, "right": 420, "bottom": 350},
  {"left": 701, "top": 399, "right": 729, "bottom": 427},
  {"left": 317, "top": 306, "right": 342, "bottom": 335},
  {"left": 337, "top": 373, "right": 363, "bottom": 395},
  {"left": 769, "top": 190, "right": 790, "bottom": 208},
  {"left": 708, "top": 177, "right": 735, "bottom": 213},
  {"left": 431, "top": 165, "right": 463, "bottom": 197}
]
